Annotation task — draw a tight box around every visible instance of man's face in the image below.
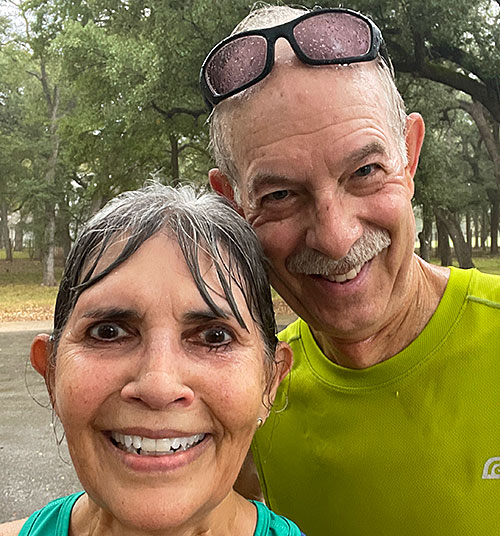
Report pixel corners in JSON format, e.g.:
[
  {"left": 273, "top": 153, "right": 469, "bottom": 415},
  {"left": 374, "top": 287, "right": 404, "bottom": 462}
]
[{"left": 211, "top": 61, "right": 424, "bottom": 342}]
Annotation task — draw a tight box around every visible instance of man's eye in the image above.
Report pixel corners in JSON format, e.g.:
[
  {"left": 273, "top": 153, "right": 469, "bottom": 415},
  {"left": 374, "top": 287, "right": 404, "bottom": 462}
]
[
  {"left": 263, "top": 190, "right": 289, "bottom": 202},
  {"left": 88, "top": 323, "right": 128, "bottom": 341},
  {"left": 354, "top": 164, "right": 377, "bottom": 177}
]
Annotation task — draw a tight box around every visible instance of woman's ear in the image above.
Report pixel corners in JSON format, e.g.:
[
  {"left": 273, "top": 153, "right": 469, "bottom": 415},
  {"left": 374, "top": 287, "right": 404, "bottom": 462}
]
[
  {"left": 30, "top": 333, "right": 55, "bottom": 403},
  {"left": 267, "top": 342, "right": 293, "bottom": 406}
]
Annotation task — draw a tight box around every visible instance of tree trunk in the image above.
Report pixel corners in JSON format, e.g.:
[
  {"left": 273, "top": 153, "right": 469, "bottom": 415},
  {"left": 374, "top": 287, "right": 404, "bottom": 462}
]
[
  {"left": 42, "top": 214, "right": 56, "bottom": 286},
  {"left": 14, "top": 221, "right": 24, "bottom": 252},
  {"left": 39, "top": 61, "right": 59, "bottom": 286},
  {"left": 435, "top": 207, "right": 474, "bottom": 268},
  {"left": 435, "top": 214, "right": 452, "bottom": 267},
  {"left": 465, "top": 211, "right": 472, "bottom": 255},
  {"left": 474, "top": 212, "right": 480, "bottom": 250},
  {"left": 0, "top": 199, "right": 13, "bottom": 262},
  {"left": 169, "top": 134, "right": 180, "bottom": 186},
  {"left": 418, "top": 203, "right": 433, "bottom": 261},
  {"left": 481, "top": 207, "right": 489, "bottom": 251},
  {"left": 489, "top": 193, "right": 499, "bottom": 255},
  {"left": 57, "top": 199, "right": 72, "bottom": 262}
]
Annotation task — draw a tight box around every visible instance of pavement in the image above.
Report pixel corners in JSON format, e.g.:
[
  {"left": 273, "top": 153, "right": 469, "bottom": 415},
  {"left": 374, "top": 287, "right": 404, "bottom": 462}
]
[
  {"left": 0, "top": 320, "right": 52, "bottom": 333},
  {"left": 0, "top": 328, "right": 81, "bottom": 523}
]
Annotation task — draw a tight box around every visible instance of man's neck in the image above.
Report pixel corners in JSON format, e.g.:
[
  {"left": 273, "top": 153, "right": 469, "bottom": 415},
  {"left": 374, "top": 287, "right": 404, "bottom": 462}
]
[{"left": 311, "top": 257, "right": 450, "bottom": 369}]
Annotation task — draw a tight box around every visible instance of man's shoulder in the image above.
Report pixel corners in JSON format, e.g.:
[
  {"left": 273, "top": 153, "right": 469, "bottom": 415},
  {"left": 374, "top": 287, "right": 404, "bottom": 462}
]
[
  {"left": 277, "top": 318, "right": 303, "bottom": 345},
  {"left": 459, "top": 267, "right": 500, "bottom": 305}
]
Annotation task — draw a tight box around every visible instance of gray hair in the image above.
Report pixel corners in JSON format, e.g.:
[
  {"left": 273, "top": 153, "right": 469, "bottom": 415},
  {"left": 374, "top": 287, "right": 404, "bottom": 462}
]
[
  {"left": 51, "top": 183, "right": 277, "bottom": 369},
  {"left": 209, "top": 4, "right": 408, "bottom": 196}
]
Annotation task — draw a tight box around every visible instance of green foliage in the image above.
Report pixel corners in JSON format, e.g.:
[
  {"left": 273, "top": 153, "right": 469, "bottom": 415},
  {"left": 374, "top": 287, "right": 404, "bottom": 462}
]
[{"left": 1, "top": 0, "right": 500, "bottom": 262}]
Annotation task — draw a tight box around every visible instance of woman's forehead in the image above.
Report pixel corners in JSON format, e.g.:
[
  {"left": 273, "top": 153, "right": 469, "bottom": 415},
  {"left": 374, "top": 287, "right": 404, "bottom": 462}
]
[{"left": 72, "top": 233, "right": 252, "bottom": 324}]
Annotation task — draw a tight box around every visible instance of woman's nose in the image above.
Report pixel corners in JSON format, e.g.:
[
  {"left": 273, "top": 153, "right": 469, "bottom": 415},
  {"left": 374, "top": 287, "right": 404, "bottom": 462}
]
[{"left": 120, "top": 340, "right": 195, "bottom": 410}]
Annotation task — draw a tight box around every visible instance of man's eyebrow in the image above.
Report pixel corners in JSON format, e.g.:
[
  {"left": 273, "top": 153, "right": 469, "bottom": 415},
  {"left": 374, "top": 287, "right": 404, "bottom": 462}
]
[
  {"left": 247, "top": 173, "right": 297, "bottom": 198},
  {"left": 81, "top": 308, "right": 142, "bottom": 321},
  {"left": 344, "top": 141, "right": 387, "bottom": 167}
]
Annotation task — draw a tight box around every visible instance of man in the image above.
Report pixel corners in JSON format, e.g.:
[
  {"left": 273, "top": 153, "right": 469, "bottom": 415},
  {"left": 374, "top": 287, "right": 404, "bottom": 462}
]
[{"left": 201, "top": 6, "right": 500, "bottom": 535}]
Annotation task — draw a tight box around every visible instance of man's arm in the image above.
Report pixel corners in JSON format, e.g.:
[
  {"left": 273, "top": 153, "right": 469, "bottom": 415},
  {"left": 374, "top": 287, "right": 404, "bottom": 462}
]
[{"left": 234, "top": 449, "right": 264, "bottom": 502}]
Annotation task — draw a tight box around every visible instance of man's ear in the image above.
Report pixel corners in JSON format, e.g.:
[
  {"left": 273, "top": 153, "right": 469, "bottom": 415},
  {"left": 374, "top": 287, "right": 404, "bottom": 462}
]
[
  {"left": 209, "top": 168, "right": 244, "bottom": 216},
  {"left": 267, "top": 341, "right": 293, "bottom": 406},
  {"left": 31, "top": 333, "right": 55, "bottom": 403},
  {"left": 404, "top": 112, "right": 425, "bottom": 194}
]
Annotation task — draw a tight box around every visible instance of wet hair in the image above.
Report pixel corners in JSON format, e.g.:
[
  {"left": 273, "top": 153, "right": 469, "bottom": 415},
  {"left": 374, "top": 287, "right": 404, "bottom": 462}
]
[
  {"left": 208, "top": 4, "right": 408, "bottom": 199},
  {"left": 51, "top": 183, "right": 277, "bottom": 366}
]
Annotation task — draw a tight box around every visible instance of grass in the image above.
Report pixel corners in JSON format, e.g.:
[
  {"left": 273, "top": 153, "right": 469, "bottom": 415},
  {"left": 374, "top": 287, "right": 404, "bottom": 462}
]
[
  {"left": 1, "top": 249, "right": 500, "bottom": 322},
  {"left": 0, "top": 252, "right": 63, "bottom": 322}
]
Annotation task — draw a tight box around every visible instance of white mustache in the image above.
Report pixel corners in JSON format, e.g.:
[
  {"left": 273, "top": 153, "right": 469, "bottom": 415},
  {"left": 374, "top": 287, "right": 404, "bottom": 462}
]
[{"left": 286, "top": 228, "right": 391, "bottom": 276}]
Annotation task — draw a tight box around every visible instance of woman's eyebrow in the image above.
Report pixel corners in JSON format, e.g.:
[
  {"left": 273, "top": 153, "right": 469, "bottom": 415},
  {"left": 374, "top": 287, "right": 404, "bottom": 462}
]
[
  {"left": 81, "top": 307, "right": 142, "bottom": 321},
  {"left": 183, "top": 308, "right": 234, "bottom": 323}
]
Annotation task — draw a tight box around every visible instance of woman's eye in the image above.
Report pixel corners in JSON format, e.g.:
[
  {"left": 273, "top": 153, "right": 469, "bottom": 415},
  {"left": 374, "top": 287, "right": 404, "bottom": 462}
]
[
  {"left": 198, "top": 326, "right": 233, "bottom": 348},
  {"left": 88, "top": 323, "right": 128, "bottom": 341}
]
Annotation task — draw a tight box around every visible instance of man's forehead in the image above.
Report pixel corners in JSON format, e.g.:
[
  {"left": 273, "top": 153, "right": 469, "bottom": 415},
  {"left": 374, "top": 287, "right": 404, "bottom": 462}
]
[{"left": 233, "top": 59, "right": 387, "bottom": 127}]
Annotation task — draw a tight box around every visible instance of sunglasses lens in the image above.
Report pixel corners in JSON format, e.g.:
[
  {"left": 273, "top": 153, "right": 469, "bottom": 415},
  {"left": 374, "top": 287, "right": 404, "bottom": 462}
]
[
  {"left": 293, "top": 13, "right": 371, "bottom": 61},
  {"left": 205, "top": 35, "right": 268, "bottom": 97}
]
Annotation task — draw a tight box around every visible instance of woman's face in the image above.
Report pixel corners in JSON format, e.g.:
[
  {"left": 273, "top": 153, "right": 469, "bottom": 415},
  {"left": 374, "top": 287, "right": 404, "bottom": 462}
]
[{"left": 32, "top": 233, "right": 290, "bottom": 531}]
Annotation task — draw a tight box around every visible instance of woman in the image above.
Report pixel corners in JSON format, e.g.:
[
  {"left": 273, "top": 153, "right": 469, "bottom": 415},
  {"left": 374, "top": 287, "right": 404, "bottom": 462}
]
[{"left": 1, "top": 184, "right": 303, "bottom": 536}]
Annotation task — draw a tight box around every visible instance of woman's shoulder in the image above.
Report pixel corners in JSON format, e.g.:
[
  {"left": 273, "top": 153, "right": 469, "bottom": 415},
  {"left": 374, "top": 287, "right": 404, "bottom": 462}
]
[
  {"left": 0, "top": 518, "right": 28, "bottom": 536},
  {"left": 0, "top": 493, "right": 84, "bottom": 536},
  {"left": 251, "top": 501, "right": 305, "bottom": 536}
]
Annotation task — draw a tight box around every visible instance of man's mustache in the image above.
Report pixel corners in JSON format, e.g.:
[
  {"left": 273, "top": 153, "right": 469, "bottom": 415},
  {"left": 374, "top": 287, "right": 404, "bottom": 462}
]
[{"left": 286, "top": 228, "right": 391, "bottom": 276}]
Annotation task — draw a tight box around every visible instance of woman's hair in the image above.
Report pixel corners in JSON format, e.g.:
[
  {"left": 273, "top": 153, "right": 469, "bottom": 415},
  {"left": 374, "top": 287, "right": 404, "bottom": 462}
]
[{"left": 51, "top": 183, "right": 277, "bottom": 365}]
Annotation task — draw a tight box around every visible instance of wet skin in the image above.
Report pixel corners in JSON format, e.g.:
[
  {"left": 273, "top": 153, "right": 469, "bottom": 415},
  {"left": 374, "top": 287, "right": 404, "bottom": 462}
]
[{"left": 29, "top": 234, "right": 291, "bottom": 536}]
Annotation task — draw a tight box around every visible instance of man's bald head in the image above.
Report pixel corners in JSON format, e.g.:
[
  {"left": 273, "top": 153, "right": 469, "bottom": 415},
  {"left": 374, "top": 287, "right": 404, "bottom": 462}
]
[{"left": 208, "top": 5, "right": 407, "bottom": 199}]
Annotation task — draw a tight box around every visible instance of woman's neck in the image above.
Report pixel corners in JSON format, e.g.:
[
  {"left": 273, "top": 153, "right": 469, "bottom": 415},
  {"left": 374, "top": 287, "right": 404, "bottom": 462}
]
[{"left": 69, "top": 491, "right": 257, "bottom": 536}]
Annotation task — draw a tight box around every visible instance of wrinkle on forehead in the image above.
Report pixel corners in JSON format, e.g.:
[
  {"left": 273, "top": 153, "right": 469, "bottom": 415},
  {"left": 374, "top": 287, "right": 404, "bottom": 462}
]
[{"left": 230, "top": 63, "right": 400, "bottom": 180}]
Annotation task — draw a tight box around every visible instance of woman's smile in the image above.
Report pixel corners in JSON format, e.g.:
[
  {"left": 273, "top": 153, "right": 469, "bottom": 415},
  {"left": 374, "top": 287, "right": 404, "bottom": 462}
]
[{"left": 103, "top": 428, "right": 212, "bottom": 473}]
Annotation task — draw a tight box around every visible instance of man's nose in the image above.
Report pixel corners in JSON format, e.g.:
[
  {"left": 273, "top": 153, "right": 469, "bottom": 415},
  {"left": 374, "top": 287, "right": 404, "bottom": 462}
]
[
  {"left": 120, "top": 337, "right": 195, "bottom": 410},
  {"left": 304, "top": 195, "right": 363, "bottom": 260}
]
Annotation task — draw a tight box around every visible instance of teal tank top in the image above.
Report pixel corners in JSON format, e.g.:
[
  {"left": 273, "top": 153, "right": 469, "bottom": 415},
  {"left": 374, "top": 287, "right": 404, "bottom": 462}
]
[{"left": 18, "top": 493, "right": 304, "bottom": 535}]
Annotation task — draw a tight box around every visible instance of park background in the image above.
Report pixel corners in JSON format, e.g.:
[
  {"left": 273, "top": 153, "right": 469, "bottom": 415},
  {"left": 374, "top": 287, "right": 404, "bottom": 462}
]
[
  {"left": 1, "top": 0, "right": 500, "bottom": 523},
  {"left": 2, "top": 0, "right": 500, "bottom": 321}
]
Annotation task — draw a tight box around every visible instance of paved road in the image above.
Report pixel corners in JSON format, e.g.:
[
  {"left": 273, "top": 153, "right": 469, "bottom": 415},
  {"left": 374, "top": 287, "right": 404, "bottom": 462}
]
[{"left": 0, "top": 329, "right": 80, "bottom": 523}]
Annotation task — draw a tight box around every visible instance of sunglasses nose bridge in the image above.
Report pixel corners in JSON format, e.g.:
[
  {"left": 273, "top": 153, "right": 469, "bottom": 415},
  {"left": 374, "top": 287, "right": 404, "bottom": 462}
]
[{"left": 269, "top": 31, "right": 306, "bottom": 65}]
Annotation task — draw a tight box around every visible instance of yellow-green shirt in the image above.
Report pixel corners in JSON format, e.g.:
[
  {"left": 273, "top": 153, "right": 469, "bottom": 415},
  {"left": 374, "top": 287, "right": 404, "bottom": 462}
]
[{"left": 252, "top": 267, "right": 500, "bottom": 535}]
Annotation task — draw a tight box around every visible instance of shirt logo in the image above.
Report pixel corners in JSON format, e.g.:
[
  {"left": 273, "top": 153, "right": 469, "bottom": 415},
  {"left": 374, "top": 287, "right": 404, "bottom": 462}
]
[{"left": 482, "top": 457, "right": 500, "bottom": 479}]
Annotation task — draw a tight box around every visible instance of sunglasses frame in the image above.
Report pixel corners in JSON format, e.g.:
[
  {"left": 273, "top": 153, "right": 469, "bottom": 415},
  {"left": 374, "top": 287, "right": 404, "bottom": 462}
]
[{"left": 200, "top": 8, "right": 393, "bottom": 110}]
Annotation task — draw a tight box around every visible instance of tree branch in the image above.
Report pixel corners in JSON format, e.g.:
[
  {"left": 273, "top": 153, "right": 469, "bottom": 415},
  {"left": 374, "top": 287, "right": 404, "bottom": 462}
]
[
  {"left": 459, "top": 99, "right": 500, "bottom": 180},
  {"left": 394, "top": 58, "right": 500, "bottom": 122},
  {"left": 151, "top": 101, "right": 206, "bottom": 121}
]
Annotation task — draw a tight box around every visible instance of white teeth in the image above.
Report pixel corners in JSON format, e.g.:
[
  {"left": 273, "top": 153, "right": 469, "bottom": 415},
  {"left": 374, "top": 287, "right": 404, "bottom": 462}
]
[
  {"left": 141, "top": 437, "right": 156, "bottom": 451},
  {"left": 110, "top": 431, "right": 205, "bottom": 455},
  {"left": 345, "top": 268, "right": 358, "bottom": 280},
  {"left": 324, "top": 263, "right": 363, "bottom": 283},
  {"left": 157, "top": 438, "right": 172, "bottom": 451}
]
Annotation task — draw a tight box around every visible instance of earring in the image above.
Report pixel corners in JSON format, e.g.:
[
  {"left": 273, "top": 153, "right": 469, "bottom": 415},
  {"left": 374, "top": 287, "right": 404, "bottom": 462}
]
[{"left": 256, "top": 417, "right": 264, "bottom": 428}]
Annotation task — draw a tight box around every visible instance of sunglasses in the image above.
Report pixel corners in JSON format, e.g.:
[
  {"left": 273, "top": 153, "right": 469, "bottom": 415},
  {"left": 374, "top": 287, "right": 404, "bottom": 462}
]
[{"left": 200, "top": 8, "right": 393, "bottom": 110}]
